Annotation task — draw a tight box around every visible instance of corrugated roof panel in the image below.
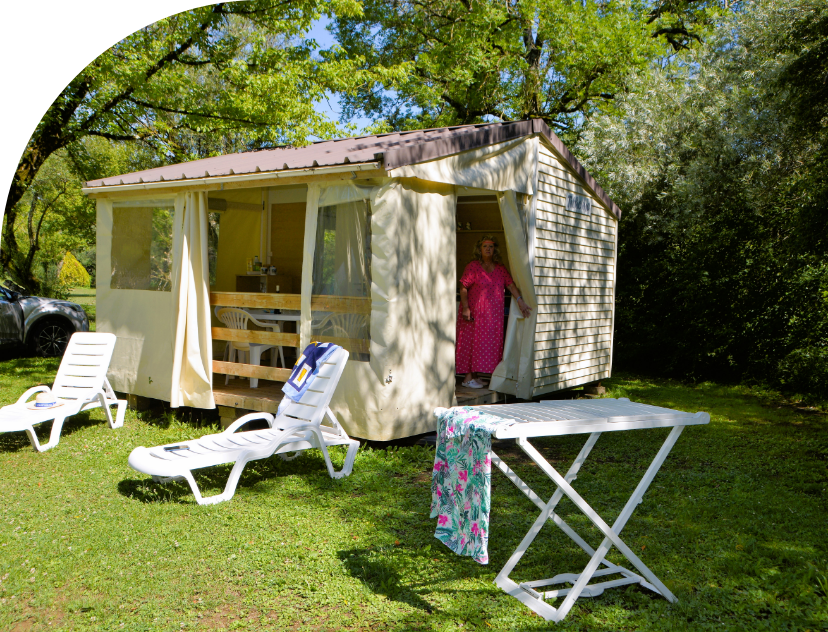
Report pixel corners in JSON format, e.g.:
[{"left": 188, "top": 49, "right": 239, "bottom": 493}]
[{"left": 84, "top": 119, "right": 621, "bottom": 218}]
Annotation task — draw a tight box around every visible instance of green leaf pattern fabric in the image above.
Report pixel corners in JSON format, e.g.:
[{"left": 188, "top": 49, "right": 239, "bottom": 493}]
[{"left": 430, "top": 407, "right": 513, "bottom": 564}]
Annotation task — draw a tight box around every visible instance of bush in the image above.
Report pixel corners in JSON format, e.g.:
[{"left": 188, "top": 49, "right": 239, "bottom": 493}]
[
  {"left": 58, "top": 251, "right": 91, "bottom": 288},
  {"left": 778, "top": 347, "right": 828, "bottom": 401}
]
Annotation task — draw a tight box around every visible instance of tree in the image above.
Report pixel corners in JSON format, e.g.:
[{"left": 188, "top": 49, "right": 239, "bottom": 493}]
[
  {"left": 578, "top": 0, "right": 828, "bottom": 396},
  {"left": 331, "top": 0, "right": 719, "bottom": 136},
  {"left": 3, "top": 0, "right": 400, "bottom": 290}
]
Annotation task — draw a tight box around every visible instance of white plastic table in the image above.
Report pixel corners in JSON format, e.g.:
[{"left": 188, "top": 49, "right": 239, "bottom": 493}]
[{"left": 470, "top": 398, "right": 709, "bottom": 622}]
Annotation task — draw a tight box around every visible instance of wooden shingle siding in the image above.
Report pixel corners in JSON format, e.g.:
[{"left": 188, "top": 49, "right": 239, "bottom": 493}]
[{"left": 532, "top": 141, "right": 617, "bottom": 396}]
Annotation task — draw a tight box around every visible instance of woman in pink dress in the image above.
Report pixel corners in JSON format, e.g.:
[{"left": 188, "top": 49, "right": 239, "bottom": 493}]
[{"left": 457, "top": 235, "right": 532, "bottom": 389}]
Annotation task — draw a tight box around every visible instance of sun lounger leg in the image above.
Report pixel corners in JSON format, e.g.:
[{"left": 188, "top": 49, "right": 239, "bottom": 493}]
[
  {"left": 311, "top": 426, "right": 359, "bottom": 480},
  {"left": 111, "top": 399, "right": 127, "bottom": 428},
  {"left": 181, "top": 472, "right": 209, "bottom": 505},
  {"left": 24, "top": 425, "right": 45, "bottom": 452},
  {"left": 32, "top": 414, "right": 70, "bottom": 452},
  {"left": 97, "top": 393, "right": 115, "bottom": 428}
]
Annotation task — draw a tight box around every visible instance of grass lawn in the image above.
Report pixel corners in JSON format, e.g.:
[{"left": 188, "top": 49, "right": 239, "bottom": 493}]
[
  {"left": 0, "top": 355, "right": 826, "bottom": 630},
  {"left": 67, "top": 288, "right": 96, "bottom": 331}
]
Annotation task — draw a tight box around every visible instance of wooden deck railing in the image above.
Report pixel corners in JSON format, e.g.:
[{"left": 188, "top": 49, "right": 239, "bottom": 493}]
[{"left": 209, "top": 292, "right": 371, "bottom": 382}]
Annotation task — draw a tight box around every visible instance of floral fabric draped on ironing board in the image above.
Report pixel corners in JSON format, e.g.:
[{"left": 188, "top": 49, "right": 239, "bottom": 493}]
[{"left": 430, "top": 406, "right": 513, "bottom": 564}]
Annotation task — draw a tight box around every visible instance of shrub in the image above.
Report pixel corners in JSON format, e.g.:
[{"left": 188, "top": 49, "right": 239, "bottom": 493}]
[
  {"left": 778, "top": 347, "right": 828, "bottom": 401},
  {"left": 58, "top": 251, "right": 91, "bottom": 288}
]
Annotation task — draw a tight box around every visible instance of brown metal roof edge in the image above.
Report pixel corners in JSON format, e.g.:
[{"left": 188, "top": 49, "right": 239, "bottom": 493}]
[
  {"left": 382, "top": 120, "right": 535, "bottom": 170},
  {"left": 530, "top": 119, "right": 622, "bottom": 220},
  {"left": 383, "top": 118, "right": 621, "bottom": 219}
]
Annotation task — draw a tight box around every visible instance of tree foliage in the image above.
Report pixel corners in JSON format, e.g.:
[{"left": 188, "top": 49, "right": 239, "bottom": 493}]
[
  {"left": 331, "top": 0, "right": 725, "bottom": 135},
  {"left": 579, "top": 0, "right": 828, "bottom": 398},
  {"left": 3, "top": 0, "right": 403, "bottom": 291}
]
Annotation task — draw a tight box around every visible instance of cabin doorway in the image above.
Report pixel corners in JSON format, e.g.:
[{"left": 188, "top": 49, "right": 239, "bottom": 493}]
[{"left": 455, "top": 193, "right": 512, "bottom": 398}]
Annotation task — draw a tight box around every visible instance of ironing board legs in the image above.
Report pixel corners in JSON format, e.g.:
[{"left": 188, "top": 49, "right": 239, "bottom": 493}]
[{"left": 491, "top": 425, "right": 684, "bottom": 622}]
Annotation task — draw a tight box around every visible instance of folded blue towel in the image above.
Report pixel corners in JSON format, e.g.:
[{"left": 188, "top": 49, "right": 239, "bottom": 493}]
[{"left": 279, "top": 343, "right": 339, "bottom": 413}]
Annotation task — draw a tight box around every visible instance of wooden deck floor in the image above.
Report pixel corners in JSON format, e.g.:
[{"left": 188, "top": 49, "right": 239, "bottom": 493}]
[{"left": 212, "top": 376, "right": 500, "bottom": 415}]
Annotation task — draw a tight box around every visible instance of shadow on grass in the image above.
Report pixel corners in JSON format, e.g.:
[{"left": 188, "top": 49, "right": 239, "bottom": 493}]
[
  {"left": 0, "top": 353, "right": 60, "bottom": 378},
  {"left": 0, "top": 410, "right": 103, "bottom": 453},
  {"left": 338, "top": 546, "right": 436, "bottom": 613},
  {"left": 118, "top": 440, "right": 345, "bottom": 504}
]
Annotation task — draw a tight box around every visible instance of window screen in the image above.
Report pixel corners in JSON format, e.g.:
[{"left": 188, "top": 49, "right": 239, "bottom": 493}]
[
  {"left": 310, "top": 200, "right": 371, "bottom": 361},
  {"left": 111, "top": 204, "right": 174, "bottom": 291},
  {"left": 208, "top": 212, "right": 220, "bottom": 287}
]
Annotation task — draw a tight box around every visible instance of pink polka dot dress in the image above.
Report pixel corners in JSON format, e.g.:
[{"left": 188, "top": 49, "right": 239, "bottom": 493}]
[{"left": 456, "top": 261, "right": 514, "bottom": 374}]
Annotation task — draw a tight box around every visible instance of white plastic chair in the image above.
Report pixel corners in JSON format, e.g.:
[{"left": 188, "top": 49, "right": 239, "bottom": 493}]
[
  {"left": 0, "top": 332, "right": 126, "bottom": 452},
  {"left": 316, "top": 312, "right": 369, "bottom": 341},
  {"left": 127, "top": 347, "right": 359, "bottom": 505},
  {"left": 216, "top": 308, "right": 282, "bottom": 387},
  {"left": 316, "top": 312, "right": 369, "bottom": 359}
]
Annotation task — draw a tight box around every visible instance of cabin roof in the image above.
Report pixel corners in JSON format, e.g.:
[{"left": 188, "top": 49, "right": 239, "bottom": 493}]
[{"left": 85, "top": 119, "right": 620, "bottom": 217}]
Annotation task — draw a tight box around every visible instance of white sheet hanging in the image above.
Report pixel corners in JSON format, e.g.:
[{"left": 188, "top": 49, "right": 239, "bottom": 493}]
[
  {"left": 488, "top": 190, "right": 538, "bottom": 399},
  {"left": 170, "top": 191, "right": 215, "bottom": 409}
]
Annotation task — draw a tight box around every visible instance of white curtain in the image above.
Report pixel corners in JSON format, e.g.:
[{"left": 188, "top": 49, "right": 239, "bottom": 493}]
[
  {"left": 488, "top": 190, "right": 538, "bottom": 399},
  {"left": 170, "top": 191, "right": 215, "bottom": 409}
]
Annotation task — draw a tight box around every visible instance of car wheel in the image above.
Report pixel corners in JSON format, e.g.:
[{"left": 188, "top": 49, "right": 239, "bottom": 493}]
[{"left": 30, "top": 319, "right": 73, "bottom": 357}]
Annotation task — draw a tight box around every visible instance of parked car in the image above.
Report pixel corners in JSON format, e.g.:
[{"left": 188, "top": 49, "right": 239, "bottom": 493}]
[{"left": 0, "top": 282, "right": 90, "bottom": 356}]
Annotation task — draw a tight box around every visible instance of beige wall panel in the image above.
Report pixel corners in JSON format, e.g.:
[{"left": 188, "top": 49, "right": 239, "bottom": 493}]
[
  {"left": 532, "top": 142, "right": 618, "bottom": 395},
  {"left": 534, "top": 276, "right": 613, "bottom": 289},
  {"left": 534, "top": 369, "right": 612, "bottom": 394},
  {"left": 534, "top": 338, "right": 613, "bottom": 355},
  {"left": 537, "top": 225, "right": 616, "bottom": 246},
  {"left": 536, "top": 258, "right": 614, "bottom": 274},
  {"left": 532, "top": 348, "right": 612, "bottom": 366},
  {"left": 536, "top": 209, "right": 616, "bottom": 236},
  {"left": 536, "top": 239, "right": 615, "bottom": 258},
  {"left": 536, "top": 267, "right": 614, "bottom": 281},
  {"left": 538, "top": 295, "right": 612, "bottom": 311},
  {"left": 534, "top": 332, "right": 612, "bottom": 350},
  {"left": 96, "top": 199, "right": 175, "bottom": 401},
  {"left": 534, "top": 359, "right": 612, "bottom": 382},
  {"left": 536, "top": 303, "right": 613, "bottom": 314},
  {"left": 536, "top": 286, "right": 614, "bottom": 298},
  {"left": 536, "top": 321, "right": 613, "bottom": 335},
  {"left": 536, "top": 309, "right": 613, "bottom": 323},
  {"left": 534, "top": 247, "right": 613, "bottom": 266},
  {"left": 535, "top": 202, "right": 616, "bottom": 231}
]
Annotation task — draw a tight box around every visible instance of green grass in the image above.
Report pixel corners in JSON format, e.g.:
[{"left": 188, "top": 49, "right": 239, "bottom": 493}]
[
  {"left": 67, "top": 288, "right": 96, "bottom": 306},
  {"left": 0, "top": 363, "right": 826, "bottom": 631},
  {"left": 68, "top": 287, "right": 96, "bottom": 331}
]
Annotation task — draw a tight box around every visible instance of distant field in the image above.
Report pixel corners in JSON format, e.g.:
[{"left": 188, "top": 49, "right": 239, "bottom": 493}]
[
  {"left": 68, "top": 287, "right": 96, "bottom": 305},
  {"left": 68, "top": 287, "right": 96, "bottom": 330}
]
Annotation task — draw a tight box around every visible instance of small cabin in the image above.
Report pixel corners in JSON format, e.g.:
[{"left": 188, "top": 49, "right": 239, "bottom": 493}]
[{"left": 84, "top": 120, "right": 620, "bottom": 441}]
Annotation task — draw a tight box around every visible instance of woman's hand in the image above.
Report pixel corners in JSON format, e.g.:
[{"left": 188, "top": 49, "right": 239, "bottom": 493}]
[
  {"left": 517, "top": 297, "right": 532, "bottom": 318},
  {"left": 462, "top": 305, "right": 472, "bottom": 321}
]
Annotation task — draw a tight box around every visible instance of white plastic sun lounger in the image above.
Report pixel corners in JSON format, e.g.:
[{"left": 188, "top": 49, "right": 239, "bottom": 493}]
[
  {"left": 0, "top": 332, "right": 126, "bottom": 452},
  {"left": 465, "top": 398, "right": 710, "bottom": 622},
  {"left": 128, "top": 347, "right": 359, "bottom": 505}
]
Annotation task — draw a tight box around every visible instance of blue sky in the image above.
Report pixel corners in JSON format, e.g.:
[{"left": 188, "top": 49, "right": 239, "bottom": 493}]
[{"left": 307, "top": 16, "right": 377, "bottom": 135}]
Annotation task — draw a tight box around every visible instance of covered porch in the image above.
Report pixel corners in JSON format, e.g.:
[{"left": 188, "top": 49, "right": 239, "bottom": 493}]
[{"left": 210, "top": 288, "right": 499, "bottom": 430}]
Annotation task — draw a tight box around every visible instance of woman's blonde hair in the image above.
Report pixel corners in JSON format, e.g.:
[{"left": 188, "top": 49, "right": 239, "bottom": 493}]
[{"left": 472, "top": 234, "right": 502, "bottom": 264}]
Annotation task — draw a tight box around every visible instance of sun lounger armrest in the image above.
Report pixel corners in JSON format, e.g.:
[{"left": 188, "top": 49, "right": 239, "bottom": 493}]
[
  {"left": 16, "top": 385, "right": 51, "bottom": 405},
  {"left": 223, "top": 412, "right": 275, "bottom": 434}
]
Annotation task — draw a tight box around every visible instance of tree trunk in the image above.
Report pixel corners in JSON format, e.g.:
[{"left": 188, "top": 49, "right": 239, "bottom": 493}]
[{"left": 1, "top": 78, "right": 87, "bottom": 287}]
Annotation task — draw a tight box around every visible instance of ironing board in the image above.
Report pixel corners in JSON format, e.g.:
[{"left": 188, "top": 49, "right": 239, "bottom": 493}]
[{"left": 471, "top": 398, "right": 709, "bottom": 622}]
